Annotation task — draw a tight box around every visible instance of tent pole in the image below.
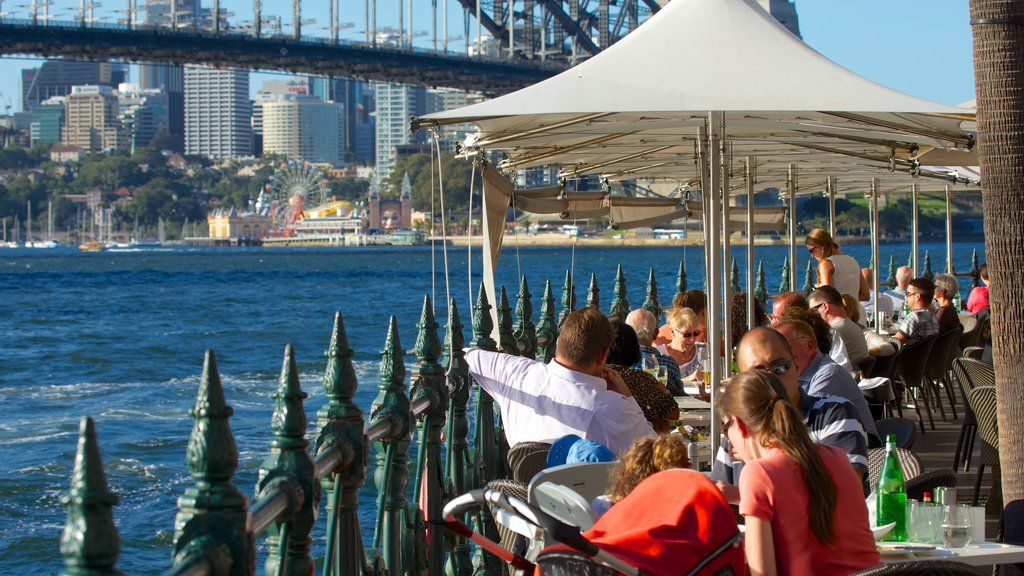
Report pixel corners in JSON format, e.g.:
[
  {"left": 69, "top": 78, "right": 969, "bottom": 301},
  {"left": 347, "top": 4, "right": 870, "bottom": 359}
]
[
  {"left": 945, "top": 185, "right": 953, "bottom": 274},
  {"left": 788, "top": 164, "right": 797, "bottom": 292},
  {"left": 707, "top": 111, "right": 723, "bottom": 457},
  {"left": 911, "top": 183, "right": 919, "bottom": 276},
  {"left": 746, "top": 157, "right": 755, "bottom": 330},
  {"left": 827, "top": 176, "right": 836, "bottom": 238},
  {"left": 722, "top": 143, "right": 733, "bottom": 372},
  {"left": 698, "top": 126, "right": 710, "bottom": 295},
  {"left": 871, "top": 179, "right": 881, "bottom": 330}
]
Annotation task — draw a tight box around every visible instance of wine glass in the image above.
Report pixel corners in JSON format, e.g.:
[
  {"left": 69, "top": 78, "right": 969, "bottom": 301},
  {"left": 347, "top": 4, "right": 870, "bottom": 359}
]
[
  {"left": 942, "top": 504, "right": 973, "bottom": 549},
  {"left": 641, "top": 352, "right": 660, "bottom": 378}
]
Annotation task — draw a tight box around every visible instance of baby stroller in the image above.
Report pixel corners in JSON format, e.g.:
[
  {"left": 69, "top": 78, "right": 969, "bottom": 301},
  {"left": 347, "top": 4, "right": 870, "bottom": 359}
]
[{"left": 442, "top": 469, "right": 744, "bottom": 576}]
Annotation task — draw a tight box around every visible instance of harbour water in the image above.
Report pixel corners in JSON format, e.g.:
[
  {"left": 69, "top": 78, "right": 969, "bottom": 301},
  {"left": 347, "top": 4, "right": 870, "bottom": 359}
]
[{"left": 0, "top": 240, "right": 984, "bottom": 573}]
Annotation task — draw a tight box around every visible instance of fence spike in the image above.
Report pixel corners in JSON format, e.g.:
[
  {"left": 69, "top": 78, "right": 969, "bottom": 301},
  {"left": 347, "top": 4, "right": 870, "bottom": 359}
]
[
  {"left": 675, "top": 260, "right": 688, "bottom": 300},
  {"left": 586, "top": 272, "right": 600, "bottom": 309},
  {"left": 514, "top": 276, "right": 537, "bottom": 359},
  {"left": 642, "top": 268, "right": 661, "bottom": 318},
  {"left": 536, "top": 280, "right": 558, "bottom": 364},
  {"left": 608, "top": 265, "right": 630, "bottom": 322}
]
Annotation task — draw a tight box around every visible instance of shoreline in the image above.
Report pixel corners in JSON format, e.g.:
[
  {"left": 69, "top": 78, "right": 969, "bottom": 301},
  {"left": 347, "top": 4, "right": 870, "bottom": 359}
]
[{"left": 437, "top": 234, "right": 983, "bottom": 248}]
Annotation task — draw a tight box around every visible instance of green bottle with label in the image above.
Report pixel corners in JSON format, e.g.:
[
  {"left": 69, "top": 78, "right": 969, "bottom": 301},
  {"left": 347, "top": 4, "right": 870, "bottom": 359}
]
[{"left": 877, "top": 433, "right": 907, "bottom": 541}]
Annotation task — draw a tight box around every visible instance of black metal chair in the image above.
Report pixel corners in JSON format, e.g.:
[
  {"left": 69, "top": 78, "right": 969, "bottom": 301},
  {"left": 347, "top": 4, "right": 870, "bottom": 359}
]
[
  {"left": 923, "top": 326, "right": 963, "bottom": 421},
  {"left": 893, "top": 335, "right": 938, "bottom": 433},
  {"left": 905, "top": 468, "right": 958, "bottom": 501},
  {"left": 952, "top": 357, "right": 994, "bottom": 471},
  {"left": 508, "top": 442, "right": 552, "bottom": 483},
  {"left": 867, "top": 349, "right": 903, "bottom": 419},
  {"left": 874, "top": 417, "right": 917, "bottom": 450},
  {"left": 959, "top": 313, "right": 980, "bottom": 350},
  {"left": 867, "top": 446, "right": 923, "bottom": 494},
  {"left": 962, "top": 346, "right": 984, "bottom": 360},
  {"left": 967, "top": 385, "right": 999, "bottom": 506},
  {"left": 851, "top": 560, "right": 989, "bottom": 575}
]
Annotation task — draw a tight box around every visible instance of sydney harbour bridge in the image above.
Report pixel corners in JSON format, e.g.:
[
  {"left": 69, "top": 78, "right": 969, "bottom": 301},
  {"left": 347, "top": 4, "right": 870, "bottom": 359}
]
[{"left": 0, "top": 0, "right": 661, "bottom": 95}]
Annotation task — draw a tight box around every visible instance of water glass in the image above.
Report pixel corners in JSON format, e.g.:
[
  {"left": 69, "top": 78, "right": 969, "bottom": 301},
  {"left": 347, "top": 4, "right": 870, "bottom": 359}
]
[
  {"left": 942, "top": 504, "right": 973, "bottom": 549},
  {"left": 641, "top": 353, "right": 660, "bottom": 377},
  {"left": 907, "top": 501, "right": 942, "bottom": 544}
]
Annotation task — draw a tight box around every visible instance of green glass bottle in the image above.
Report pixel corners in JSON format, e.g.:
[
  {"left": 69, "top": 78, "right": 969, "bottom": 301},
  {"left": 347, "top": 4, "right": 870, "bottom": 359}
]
[{"left": 877, "top": 433, "right": 907, "bottom": 542}]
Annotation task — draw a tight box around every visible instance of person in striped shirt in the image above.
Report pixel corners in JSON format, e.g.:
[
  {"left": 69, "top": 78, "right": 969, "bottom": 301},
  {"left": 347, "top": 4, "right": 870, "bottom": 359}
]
[{"left": 711, "top": 327, "right": 869, "bottom": 504}]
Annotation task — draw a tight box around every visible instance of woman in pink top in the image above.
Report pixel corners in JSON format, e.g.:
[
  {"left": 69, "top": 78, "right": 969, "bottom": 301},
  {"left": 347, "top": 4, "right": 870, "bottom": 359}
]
[{"left": 718, "top": 370, "right": 880, "bottom": 575}]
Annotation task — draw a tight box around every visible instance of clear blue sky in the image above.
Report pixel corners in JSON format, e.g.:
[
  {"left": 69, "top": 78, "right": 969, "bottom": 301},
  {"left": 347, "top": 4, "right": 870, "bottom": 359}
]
[{"left": 0, "top": 0, "right": 975, "bottom": 111}]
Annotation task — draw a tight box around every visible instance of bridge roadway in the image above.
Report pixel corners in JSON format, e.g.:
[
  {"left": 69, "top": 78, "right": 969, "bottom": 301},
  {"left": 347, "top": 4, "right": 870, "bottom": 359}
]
[{"left": 0, "top": 19, "right": 569, "bottom": 95}]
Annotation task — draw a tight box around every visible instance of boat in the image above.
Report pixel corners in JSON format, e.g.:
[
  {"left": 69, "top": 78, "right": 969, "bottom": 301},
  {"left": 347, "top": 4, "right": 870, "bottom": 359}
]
[
  {"left": 26, "top": 202, "right": 61, "bottom": 249},
  {"left": 78, "top": 240, "right": 104, "bottom": 252}
]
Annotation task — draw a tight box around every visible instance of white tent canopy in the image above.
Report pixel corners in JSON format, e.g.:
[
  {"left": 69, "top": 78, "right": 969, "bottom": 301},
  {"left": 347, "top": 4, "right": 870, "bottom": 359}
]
[{"left": 414, "top": 0, "right": 975, "bottom": 186}]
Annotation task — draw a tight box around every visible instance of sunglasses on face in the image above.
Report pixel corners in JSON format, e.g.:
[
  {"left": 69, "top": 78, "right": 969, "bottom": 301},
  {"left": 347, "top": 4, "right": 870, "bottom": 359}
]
[
  {"left": 673, "top": 328, "right": 701, "bottom": 338},
  {"left": 755, "top": 360, "right": 792, "bottom": 376},
  {"left": 810, "top": 302, "right": 825, "bottom": 311},
  {"left": 906, "top": 290, "right": 920, "bottom": 298}
]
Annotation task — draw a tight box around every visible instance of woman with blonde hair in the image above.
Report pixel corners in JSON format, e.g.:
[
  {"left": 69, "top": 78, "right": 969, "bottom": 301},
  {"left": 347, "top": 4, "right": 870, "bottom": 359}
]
[
  {"left": 718, "top": 370, "right": 878, "bottom": 575},
  {"left": 805, "top": 228, "right": 869, "bottom": 304}
]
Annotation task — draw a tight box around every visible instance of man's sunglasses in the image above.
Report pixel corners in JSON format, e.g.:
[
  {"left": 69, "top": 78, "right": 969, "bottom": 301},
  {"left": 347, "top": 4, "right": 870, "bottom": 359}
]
[{"left": 756, "top": 360, "right": 792, "bottom": 376}]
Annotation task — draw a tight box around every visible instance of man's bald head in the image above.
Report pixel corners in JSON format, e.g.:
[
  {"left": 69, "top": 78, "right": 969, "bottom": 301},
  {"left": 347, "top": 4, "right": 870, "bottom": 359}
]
[
  {"left": 735, "top": 327, "right": 800, "bottom": 401},
  {"left": 625, "top": 308, "right": 658, "bottom": 344},
  {"left": 896, "top": 266, "right": 913, "bottom": 289}
]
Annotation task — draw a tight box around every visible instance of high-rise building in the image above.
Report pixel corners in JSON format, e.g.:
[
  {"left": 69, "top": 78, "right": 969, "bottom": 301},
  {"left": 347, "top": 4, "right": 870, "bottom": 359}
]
[
  {"left": 312, "top": 77, "right": 375, "bottom": 163},
  {"left": 30, "top": 96, "right": 66, "bottom": 145},
  {"left": 184, "top": 66, "right": 251, "bottom": 158},
  {"left": 757, "top": 0, "right": 801, "bottom": 38},
  {"left": 374, "top": 83, "right": 425, "bottom": 183},
  {"left": 117, "top": 83, "right": 170, "bottom": 150},
  {"left": 21, "top": 60, "right": 126, "bottom": 112},
  {"left": 261, "top": 95, "right": 344, "bottom": 165},
  {"left": 63, "top": 85, "right": 124, "bottom": 153},
  {"left": 139, "top": 0, "right": 202, "bottom": 143},
  {"left": 425, "top": 88, "right": 485, "bottom": 153}
]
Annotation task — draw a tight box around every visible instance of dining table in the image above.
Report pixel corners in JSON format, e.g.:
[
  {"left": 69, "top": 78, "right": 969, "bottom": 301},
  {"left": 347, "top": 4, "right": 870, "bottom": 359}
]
[{"left": 879, "top": 541, "right": 1024, "bottom": 567}]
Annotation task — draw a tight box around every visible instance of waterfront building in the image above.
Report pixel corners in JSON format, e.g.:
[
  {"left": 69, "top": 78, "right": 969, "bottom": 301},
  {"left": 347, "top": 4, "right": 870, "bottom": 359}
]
[
  {"left": 63, "top": 85, "right": 124, "bottom": 153},
  {"left": 207, "top": 206, "right": 274, "bottom": 239},
  {"left": 20, "top": 60, "right": 126, "bottom": 112},
  {"left": 261, "top": 96, "right": 344, "bottom": 166},
  {"left": 366, "top": 174, "right": 412, "bottom": 232},
  {"left": 184, "top": 66, "right": 251, "bottom": 159},
  {"left": 374, "top": 83, "right": 426, "bottom": 183},
  {"left": 117, "top": 83, "right": 170, "bottom": 150},
  {"left": 30, "top": 96, "right": 65, "bottom": 145}
]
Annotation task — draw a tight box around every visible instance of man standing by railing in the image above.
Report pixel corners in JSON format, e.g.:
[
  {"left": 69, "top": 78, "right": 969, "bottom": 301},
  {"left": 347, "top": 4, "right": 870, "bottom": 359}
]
[{"left": 465, "top": 307, "right": 654, "bottom": 455}]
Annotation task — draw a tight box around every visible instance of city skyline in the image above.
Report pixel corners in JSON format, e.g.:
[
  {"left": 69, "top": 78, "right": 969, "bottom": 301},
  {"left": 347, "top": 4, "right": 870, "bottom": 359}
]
[{"left": 0, "top": 2, "right": 974, "bottom": 116}]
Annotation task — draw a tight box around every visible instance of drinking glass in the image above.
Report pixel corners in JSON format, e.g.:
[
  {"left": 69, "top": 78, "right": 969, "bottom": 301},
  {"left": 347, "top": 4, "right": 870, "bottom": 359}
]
[
  {"left": 907, "top": 501, "right": 941, "bottom": 544},
  {"left": 942, "top": 504, "right": 973, "bottom": 549},
  {"left": 656, "top": 366, "right": 669, "bottom": 388},
  {"left": 641, "top": 353, "right": 660, "bottom": 378}
]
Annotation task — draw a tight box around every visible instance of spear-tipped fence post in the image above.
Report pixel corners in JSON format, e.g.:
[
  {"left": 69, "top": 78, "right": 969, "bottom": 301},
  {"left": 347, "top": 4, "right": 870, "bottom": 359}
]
[
  {"left": 586, "top": 272, "right": 600, "bottom": 309},
  {"left": 969, "top": 249, "right": 981, "bottom": 293},
  {"left": 411, "top": 296, "right": 448, "bottom": 575},
  {"left": 315, "top": 312, "right": 368, "bottom": 576},
  {"left": 469, "top": 284, "right": 502, "bottom": 574},
  {"left": 922, "top": 251, "right": 934, "bottom": 282},
  {"left": 754, "top": 261, "right": 768, "bottom": 309},
  {"left": 642, "top": 268, "right": 661, "bottom": 318},
  {"left": 778, "top": 256, "right": 791, "bottom": 294},
  {"left": 171, "top": 350, "right": 251, "bottom": 576},
  {"left": 514, "top": 276, "right": 537, "bottom": 359},
  {"left": 496, "top": 286, "right": 518, "bottom": 356},
  {"left": 536, "top": 280, "right": 558, "bottom": 364},
  {"left": 887, "top": 254, "right": 897, "bottom": 290},
  {"left": 369, "top": 317, "right": 412, "bottom": 576},
  {"left": 608, "top": 265, "right": 630, "bottom": 322},
  {"left": 907, "top": 250, "right": 914, "bottom": 270},
  {"left": 443, "top": 298, "right": 473, "bottom": 576},
  {"left": 802, "top": 259, "right": 815, "bottom": 295},
  {"left": 255, "top": 344, "right": 318, "bottom": 576},
  {"left": 60, "top": 417, "right": 121, "bottom": 576},
  {"left": 730, "top": 258, "right": 741, "bottom": 294},
  {"left": 557, "top": 270, "right": 576, "bottom": 328},
  {"left": 675, "top": 260, "right": 688, "bottom": 301}
]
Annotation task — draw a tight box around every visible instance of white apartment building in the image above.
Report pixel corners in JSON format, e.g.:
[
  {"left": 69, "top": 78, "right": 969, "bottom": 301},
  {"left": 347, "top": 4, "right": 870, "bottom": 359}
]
[
  {"left": 374, "top": 83, "right": 425, "bottom": 182},
  {"left": 63, "top": 85, "right": 124, "bottom": 153},
  {"left": 184, "top": 66, "right": 251, "bottom": 158}
]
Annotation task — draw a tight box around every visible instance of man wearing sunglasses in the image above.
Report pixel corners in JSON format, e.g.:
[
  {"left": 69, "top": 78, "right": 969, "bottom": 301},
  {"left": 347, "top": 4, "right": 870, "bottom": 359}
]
[{"left": 711, "top": 327, "right": 869, "bottom": 504}]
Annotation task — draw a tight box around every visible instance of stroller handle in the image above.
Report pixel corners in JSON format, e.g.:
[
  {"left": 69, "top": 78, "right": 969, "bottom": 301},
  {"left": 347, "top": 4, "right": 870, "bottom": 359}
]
[{"left": 442, "top": 489, "right": 488, "bottom": 521}]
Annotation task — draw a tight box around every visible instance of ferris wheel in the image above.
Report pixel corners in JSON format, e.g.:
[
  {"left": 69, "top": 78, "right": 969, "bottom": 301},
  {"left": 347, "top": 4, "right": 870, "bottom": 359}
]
[{"left": 270, "top": 162, "right": 328, "bottom": 230}]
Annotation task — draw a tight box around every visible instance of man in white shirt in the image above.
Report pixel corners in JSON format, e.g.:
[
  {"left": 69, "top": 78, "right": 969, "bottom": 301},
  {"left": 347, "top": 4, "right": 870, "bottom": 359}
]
[{"left": 465, "top": 306, "right": 655, "bottom": 455}]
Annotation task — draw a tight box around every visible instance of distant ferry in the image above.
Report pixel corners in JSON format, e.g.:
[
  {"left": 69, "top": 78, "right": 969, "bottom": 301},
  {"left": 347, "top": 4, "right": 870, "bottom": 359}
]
[{"left": 78, "top": 240, "right": 104, "bottom": 252}]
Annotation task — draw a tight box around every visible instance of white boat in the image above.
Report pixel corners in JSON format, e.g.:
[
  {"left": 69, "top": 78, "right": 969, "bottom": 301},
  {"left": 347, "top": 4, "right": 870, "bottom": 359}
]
[
  {"left": 27, "top": 239, "right": 61, "bottom": 249},
  {"left": 25, "top": 202, "right": 61, "bottom": 249}
]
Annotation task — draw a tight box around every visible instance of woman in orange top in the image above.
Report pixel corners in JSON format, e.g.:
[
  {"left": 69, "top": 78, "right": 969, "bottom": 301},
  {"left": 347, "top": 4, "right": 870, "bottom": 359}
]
[{"left": 718, "top": 370, "right": 879, "bottom": 576}]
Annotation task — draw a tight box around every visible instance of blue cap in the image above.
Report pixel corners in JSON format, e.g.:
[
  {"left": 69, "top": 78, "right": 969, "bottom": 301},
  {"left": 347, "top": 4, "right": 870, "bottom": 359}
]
[{"left": 546, "top": 434, "right": 615, "bottom": 467}]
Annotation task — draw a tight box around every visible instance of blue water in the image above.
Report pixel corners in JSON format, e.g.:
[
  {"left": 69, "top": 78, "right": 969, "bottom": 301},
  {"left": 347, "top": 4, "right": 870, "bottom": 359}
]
[{"left": 0, "top": 241, "right": 984, "bottom": 573}]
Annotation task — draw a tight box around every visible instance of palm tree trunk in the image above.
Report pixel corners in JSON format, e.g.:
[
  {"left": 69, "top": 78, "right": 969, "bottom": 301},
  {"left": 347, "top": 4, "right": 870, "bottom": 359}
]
[{"left": 969, "top": 0, "right": 1024, "bottom": 545}]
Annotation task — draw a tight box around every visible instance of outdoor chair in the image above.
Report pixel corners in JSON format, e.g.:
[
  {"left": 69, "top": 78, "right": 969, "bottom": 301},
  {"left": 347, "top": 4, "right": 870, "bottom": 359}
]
[
  {"left": 967, "top": 385, "right": 999, "bottom": 506},
  {"left": 860, "top": 378, "right": 897, "bottom": 421},
  {"left": 923, "top": 326, "right": 963, "bottom": 421},
  {"left": 874, "top": 417, "right": 917, "bottom": 450},
  {"left": 854, "top": 355, "right": 876, "bottom": 378},
  {"left": 952, "top": 357, "right": 994, "bottom": 471},
  {"left": 867, "top": 446, "right": 923, "bottom": 494},
  {"left": 528, "top": 461, "right": 617, "bottom": 504},
  {"left": 866, "top": 350, "right": 903, "bottom": 419},
  {"left": 905, "top": 468, "right": 957, "bottom": 501},
  {"left": 962, "top": 346, "right": 984, "bottom": 360},
  {"left": 851, "top": 560, "right": 988, "bottom": 575},
  {"left": 959, "top": 313, "right": 980, "bottom": 350},
  {"left": 893, "top": 335, "right": 938, "bottom": 433},
  {"left": 508, "top": 442, "right": 552, "bottom": 483}
]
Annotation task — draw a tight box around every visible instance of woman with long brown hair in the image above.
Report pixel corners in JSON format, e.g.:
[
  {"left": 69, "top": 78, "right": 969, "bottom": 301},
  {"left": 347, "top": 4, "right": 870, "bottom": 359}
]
[{"left": 717, "top": 370, "right": 878, "bottom": 575}]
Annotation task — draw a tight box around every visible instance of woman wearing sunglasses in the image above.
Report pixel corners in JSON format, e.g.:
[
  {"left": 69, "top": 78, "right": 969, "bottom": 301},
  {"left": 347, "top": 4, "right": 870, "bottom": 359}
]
[
  {"left": 718, "top": 369, "right": 878, "bottom": 575},
  {"left": 662, "top": 307, "right": 710, "bottom": 396}
]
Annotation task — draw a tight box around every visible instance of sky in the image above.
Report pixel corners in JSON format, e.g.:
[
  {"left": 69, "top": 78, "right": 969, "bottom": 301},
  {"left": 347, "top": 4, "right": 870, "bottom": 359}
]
[{"left": 0, "top": 0, "right": 975, "bottom": 112}]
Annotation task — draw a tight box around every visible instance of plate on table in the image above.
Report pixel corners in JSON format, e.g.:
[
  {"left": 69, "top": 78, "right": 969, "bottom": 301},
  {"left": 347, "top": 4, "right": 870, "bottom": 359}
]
[
  {"left": 871, "top": 522, "right": 896, "bottom": 540},
  {"left": 876, "top": 542, "right": 937, "bottom": 556}
]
